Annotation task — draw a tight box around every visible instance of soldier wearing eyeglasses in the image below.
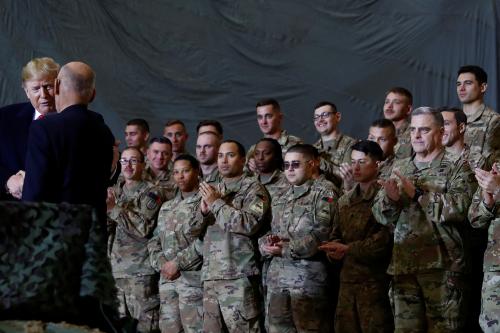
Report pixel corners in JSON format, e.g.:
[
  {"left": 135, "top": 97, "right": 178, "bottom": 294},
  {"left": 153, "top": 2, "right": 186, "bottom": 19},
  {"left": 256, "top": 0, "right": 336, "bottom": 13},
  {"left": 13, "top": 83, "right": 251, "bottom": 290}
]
[
  {"left": 312, "top": 101, "right": 357, "bottom": 189},
  {"left": 260, "top": 144, "right": 338, "bottom": 333},
  {"left": 107, "top": 147, "right": 164, "bottom": 332}
]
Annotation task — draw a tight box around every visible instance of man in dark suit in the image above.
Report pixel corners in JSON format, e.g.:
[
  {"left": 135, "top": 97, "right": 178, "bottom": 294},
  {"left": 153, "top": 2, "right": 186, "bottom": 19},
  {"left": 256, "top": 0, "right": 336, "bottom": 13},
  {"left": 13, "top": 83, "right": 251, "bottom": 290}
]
[
  {"left": 0, "top": 57, "right": 60, "bottom": 200},
  {"left": 22, "top": 61, "right": 115, "bottom": 218}
]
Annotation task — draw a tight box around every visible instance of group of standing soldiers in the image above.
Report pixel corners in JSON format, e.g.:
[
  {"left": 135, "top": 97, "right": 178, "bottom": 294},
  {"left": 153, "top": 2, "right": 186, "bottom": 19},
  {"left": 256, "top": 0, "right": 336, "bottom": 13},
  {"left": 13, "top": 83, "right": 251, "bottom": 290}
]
[{"left": 106, "top": 65, "right": 499, "bottom": 333}]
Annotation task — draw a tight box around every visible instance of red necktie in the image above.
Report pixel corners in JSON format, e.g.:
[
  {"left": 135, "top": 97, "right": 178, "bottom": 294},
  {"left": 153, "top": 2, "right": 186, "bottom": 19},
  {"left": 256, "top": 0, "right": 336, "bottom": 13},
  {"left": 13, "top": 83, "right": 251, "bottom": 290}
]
[{"left": 37, "top": 114, "right": 45, "bottom": 120}]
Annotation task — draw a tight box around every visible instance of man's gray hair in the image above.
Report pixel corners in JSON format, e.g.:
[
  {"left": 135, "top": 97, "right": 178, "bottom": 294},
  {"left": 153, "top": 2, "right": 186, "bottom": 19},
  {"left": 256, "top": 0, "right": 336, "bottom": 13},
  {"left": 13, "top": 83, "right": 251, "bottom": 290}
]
[{"left": 411, "top": 106, "right": 444, "bottom": 127}]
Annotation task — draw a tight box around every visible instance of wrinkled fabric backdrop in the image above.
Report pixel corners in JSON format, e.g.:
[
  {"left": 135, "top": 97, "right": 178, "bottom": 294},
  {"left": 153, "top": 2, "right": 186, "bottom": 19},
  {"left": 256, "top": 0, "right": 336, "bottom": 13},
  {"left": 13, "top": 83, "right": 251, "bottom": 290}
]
[{"left": 0, "top": 1, "right": 498, "bottom": 150}]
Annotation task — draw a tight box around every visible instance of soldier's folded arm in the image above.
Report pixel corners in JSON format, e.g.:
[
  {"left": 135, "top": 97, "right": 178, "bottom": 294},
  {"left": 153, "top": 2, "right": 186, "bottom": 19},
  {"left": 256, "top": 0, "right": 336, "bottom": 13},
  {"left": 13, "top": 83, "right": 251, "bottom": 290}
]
[{"left": 210, "top": 186, "right": 269, "bottom": 236}]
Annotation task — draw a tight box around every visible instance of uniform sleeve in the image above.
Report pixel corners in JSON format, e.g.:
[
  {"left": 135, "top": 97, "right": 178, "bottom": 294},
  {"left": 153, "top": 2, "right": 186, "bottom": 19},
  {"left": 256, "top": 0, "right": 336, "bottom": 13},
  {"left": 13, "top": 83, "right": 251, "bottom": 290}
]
[
  {"left": 210, "top": 183, "right": 270, "bottom": 236},
  {"left": 108, "top": 187, "right": 162, "bottom": 238},
  {"left": 347, "top": 222, "right": 392, "bottom": 262},
  {"left": 468, "top": 186, "right": 497, "bottom": 229},
  {"left": 485, "top": 115, "right": 500, "bottom": 156},
  {"left": 175, "top": 238, "right": 204, "bottom": 271},
  {"left": 283, "top": 191, "right": 337, "bottom": 259},
  {"left": 147, "top": 224, "right": 166, "bottom": 272},
  {"left": 418, "top": 160, "right": 477, "bottom": 224},
  {"left": 371, "top": 186, "right": 403, "bottom": 227}
]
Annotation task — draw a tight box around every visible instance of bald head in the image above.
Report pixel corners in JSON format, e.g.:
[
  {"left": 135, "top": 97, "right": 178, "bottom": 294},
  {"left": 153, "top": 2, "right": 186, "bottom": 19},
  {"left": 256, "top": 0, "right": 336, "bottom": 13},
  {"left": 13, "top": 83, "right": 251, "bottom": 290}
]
[{"left": 55, "top": 61, "right": 96, "bottom": 112}]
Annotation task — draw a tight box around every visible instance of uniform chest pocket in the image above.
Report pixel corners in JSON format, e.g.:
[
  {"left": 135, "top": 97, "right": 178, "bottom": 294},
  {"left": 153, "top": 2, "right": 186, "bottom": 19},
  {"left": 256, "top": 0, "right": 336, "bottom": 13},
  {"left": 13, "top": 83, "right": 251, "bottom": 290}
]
[{"left": 287, "top": 204, "right": 315, "bottom": 234}]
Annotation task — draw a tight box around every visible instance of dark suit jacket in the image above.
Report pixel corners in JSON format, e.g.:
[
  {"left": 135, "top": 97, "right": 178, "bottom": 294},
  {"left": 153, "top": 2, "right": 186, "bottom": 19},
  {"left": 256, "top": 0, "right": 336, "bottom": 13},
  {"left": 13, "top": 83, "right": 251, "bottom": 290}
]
[
  {"left": 22, "top": 104, "right": 114, "bottom": 216},
  {"left": 0, "top": 102, "right": 35, "bottom": 200}
]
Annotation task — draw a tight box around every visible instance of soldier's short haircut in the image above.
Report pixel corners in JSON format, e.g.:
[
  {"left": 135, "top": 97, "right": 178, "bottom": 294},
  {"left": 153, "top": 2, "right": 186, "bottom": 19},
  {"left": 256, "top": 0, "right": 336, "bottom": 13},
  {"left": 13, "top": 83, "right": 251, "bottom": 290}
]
[
  {"left": 370, "top": 118, "right": 396, "bottom": 137},
  {"left": 196, "top": 120, "right": 223, "bottom": 136},
  {"left": 22, "top": 57, "right": 60, "bottom": 83},
  {"left": 256, "top": 138, "right": 284, "bottom": 171},
  {"left": 411, "top": 106, "right": 444, "bottom": 127},
  {"left": 174, "top": 153, "right": 200, "bottom": 171},
  {"left": 149, "top": 136, "right": 172, "bottom": 147},
  {"left": 126, "top": 118, "right": 150, "bottom": 133},
  {"left": 352, "top": 140, "right": 384, "bottom": 162},
  {"left": 314, "top": 101, "right": 338, "bottom": 113},
  {"left": 221, "top": 139, "right": 246, "bottom": 157},
  {"left": 386, "top": 87, "right": 413, "bottom": 105},
  {"left": 165, "top": 119, "right": 186, "bottom": 130},
  {"left": 437, "top": 106, "right": 467, "bottom": 126},
  {"left": 458, "top": 65, "right": 488, "bottom": 85},
  {"left": 122, "top": 146, "right": 145, "bottom": 162},
  {"left": 286, "top": 144, "right": 319, "bottom": 161},
  {"left": 256, "top": 98, "right": 281, "bottom": 112}
]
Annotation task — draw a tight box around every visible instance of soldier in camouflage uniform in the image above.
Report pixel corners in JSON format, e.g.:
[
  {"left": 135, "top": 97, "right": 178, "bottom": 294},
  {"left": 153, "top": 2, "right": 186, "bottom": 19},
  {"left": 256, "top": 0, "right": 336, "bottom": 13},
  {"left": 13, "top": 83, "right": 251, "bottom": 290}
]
[
  {"left": 468, "top": 160, "right": 500, "bottom": 333},
  {"left": 457, "top": 65, "right": 500, "bottom": 163},
  {"left": 164, "top": 120, "right": 191, "bottom": 162},
  {"left": 372, "top": 107, "right": 477, "bottom": 332},
  {"left": 247, "top": 98, "right": 302, "bottom": 173},
  {"left": 320, "top": 141, "right": 393, "bottom": 333},
  {"left": 341, "top": 119, "right": 398, "bottom": 192},
  {"left": 312, "top": 101, "right": 357, "bottom": 189},
  {"left": 253, "top": 138, "right": 289, "bottom": 200},
  {"left": 148, "top": 155, "right": 207, "bottom": 333},
  {"left": 125, "top": 118, "right": 150, "bottom": 155},
  {"left": 182, "top": 140, "right": 270, "bottom": 332},
  {"left": 383, "top": 87, "right": 413, "bottom": 159},
  {"left": 439, "top": 106, "right": 488, "bottom": 332},
  {"left": 196, "top": 131, "right": 222, "bottom": 184},
  {"left": 107, "top": 147, "right": 163, "bottom": 332},
  {"left": 260, "top": 144, "right": 338, "bottom": 333},
  {"left": 144, "top": 137, "right": 177, "bottom": 201}
]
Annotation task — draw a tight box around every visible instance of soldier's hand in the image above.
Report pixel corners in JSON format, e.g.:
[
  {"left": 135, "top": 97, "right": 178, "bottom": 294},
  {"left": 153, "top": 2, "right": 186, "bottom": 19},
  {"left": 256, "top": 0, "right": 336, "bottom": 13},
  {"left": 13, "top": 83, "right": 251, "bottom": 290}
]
[
  {"left": 318, "top": 241, "right": 349, "bottom": 260},
  {"left": 6, "top": 170, "right": 25, "bottom": 199},
  {"left": 200, "top": 199, "right": 209, "bottom": 215},
  {"left": 247, "top": 158, "right": 257, "bottom": 173},
  {"left": 199, "top": 181, "right": 221, "bottom": 206},
  {"left": 161, "top": 260, "right": 180, "bottom": 280},
  {"left": 106, "top": 187, "right": 116, "bottom": 211},
  {"left": 475, "top": 167, "right": 500, "bottom": 194},
  {"left": 394, "top": 170, "right": 416, "bottom": 199},
  {"left": 378, "top": 178, "right": 400, "bottom": 202},
  {"left": 262, "top": 242, "right": 283, "bottom": 257},
  {"left": 339, "top": 162, "right": 354, "bottom": 191}
]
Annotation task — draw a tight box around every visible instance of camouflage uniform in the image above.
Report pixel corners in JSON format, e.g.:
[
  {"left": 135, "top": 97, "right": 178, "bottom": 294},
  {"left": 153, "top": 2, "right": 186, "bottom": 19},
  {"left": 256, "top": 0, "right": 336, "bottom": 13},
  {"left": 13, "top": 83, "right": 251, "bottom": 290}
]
[
  {"left": 372, "top": 150, "right": 477, "bottom": 332},
  {"left": 260, "top": 179, "right": 337, "bottom": 333},
  {"left": 464, "top": 105, "right": 500, "bottom": 164},
  {"left": 203, "top": 166, "right": 223, "bottom": 185},
  {"left": 257, "top": 169, "right": 289, "bottom": 201},
  {"left": 468, "top": 177, "right": 500, "bottom": 333},
  {"left": 178, "top": 175, "right": 270, "bottom": 333},
  {"left": 247, "top": 130, "right": 303, "bottom": 161},
  {"left": 394, "top": 120, "right": 413, "bottom": 159},
  {"left": 379, "top": 153, "right": 396, "bottom": 180},
  {"left": 313, "top": 173, "right": 341, "bottom": 198},
  {"left": 143, "top": 165, "right": 177, "bottom": 201},
  {"left": 333, "top": 182, "right": 393, "bottom": 333},
  {"left": 314, "top": 133, "right": 357, "bottom": 188},
  {"left": 108, "top": 180, "right": 163, "bottom": 332},
  {"left": 148, "top": 190, "right": 207, "bottom": 333}
]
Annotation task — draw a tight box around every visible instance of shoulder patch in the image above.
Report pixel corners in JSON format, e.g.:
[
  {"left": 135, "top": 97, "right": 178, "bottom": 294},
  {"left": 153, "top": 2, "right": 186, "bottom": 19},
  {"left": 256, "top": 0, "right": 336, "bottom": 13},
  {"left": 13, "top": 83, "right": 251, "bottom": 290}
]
[
  {"left": 322, "top": 196, "right": 334, "bottom": 203},
  {"left": 146, "top": 192, "right": 162, "bottom": 210}
]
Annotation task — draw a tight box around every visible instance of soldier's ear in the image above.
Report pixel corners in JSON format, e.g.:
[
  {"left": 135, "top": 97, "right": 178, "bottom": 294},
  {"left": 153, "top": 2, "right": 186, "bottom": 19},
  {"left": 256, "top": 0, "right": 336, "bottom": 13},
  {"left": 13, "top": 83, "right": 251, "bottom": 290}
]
[
  {"left": 480, "top": 82, "right": 487, "bottom": 94},
  {"left": 459, "top": 122, "right": 466, "bottom": 135}
]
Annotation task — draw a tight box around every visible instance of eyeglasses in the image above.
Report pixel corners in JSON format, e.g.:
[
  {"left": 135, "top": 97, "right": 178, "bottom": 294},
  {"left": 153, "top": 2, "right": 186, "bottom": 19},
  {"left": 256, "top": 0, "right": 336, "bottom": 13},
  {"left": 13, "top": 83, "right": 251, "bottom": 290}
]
[
  {"left": 119, "top": 158, "right": 142, "bottom": 165},
  {"left": 313, "top": 111, "right": 335, "bottom": 121},
  {"left": 284, "top": 160, "right": 310, "bottom": 170}
]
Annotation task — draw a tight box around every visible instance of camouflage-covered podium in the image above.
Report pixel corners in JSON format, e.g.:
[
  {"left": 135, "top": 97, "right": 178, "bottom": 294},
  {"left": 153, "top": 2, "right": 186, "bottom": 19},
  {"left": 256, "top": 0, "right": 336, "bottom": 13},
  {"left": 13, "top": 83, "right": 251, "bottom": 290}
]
[{"left": 0, "top": 202, "right": 117, "bottom": 330}]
